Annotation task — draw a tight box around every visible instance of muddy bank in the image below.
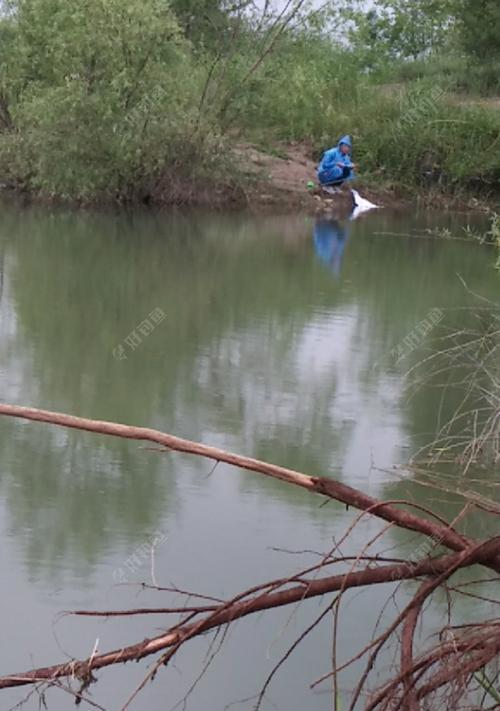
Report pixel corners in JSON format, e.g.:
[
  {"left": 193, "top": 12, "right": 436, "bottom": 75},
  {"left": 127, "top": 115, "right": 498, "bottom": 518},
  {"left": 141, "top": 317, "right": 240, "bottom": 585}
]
[
  {"left": 233, "top": 142, "right": 398, "bottom": 215},
  {"left": 234, "top": 142, "right": 499, "bottom": 215}
]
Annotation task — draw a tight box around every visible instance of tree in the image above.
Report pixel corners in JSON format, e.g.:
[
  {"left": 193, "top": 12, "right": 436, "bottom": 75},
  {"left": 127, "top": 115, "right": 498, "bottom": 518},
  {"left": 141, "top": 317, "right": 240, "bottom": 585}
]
[
  {"left": 0, "top": 0, "right": 200, "bottom": 198},
  {"left": 169, "top": 0, "right": 250, "bottom": 47},
  {"left": 347, "top": 0, "right": 455, "bottom": 62},
  {"left": 455, "top": 0, "right": 500, "bottom": 61}
]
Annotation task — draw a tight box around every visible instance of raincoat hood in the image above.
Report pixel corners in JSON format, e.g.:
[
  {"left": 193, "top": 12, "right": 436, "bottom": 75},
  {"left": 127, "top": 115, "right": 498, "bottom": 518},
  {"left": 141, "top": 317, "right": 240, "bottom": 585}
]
[{"left": 338, "top": 135, "right": 352, "bottom": 149}]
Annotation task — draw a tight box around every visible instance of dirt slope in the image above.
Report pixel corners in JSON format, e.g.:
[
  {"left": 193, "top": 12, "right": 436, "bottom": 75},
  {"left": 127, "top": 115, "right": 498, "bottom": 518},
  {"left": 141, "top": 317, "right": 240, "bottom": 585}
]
[{"left": 234, "top": 142, "right": 395, "bottom": 214}]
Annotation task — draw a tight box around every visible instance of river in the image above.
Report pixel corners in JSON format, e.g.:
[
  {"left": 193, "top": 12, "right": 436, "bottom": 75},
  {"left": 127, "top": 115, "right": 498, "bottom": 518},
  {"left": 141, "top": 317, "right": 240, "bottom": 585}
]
[{"left": 0, "top": 201, "right": 498, "bottom": 710}]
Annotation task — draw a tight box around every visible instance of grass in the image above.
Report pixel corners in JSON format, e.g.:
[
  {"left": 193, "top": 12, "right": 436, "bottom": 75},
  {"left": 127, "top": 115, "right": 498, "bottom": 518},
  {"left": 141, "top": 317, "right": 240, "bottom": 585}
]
[{"left": 374, "top": 53, "right": 500, "bottom": 97}]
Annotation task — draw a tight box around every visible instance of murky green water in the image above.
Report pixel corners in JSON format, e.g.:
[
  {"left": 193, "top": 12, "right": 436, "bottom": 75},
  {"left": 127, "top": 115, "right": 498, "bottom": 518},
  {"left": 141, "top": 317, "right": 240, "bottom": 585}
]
[{"left": 0, "top": 202, "right": 498, "bottom": 710}]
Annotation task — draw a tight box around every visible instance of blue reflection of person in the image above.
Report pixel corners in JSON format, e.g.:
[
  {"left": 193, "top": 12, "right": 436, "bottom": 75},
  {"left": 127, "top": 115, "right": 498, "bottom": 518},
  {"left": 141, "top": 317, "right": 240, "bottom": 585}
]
[{"left": 313, "top": 218, "right": 349, "bottom": 277}]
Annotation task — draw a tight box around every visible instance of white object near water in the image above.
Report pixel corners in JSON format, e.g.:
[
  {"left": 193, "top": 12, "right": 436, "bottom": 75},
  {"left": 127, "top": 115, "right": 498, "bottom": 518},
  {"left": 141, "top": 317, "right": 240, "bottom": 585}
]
[{"left": 350, "top": 189, "right": 380, "bottom": 221}]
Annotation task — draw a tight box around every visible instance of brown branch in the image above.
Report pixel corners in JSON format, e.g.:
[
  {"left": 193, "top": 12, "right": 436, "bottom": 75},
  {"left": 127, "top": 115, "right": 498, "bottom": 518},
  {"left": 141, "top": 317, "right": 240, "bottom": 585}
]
[
  {"left": 348, "top": 538, "right": 500, "bottom": 711},
  {"left": 415, "top": 636, "right": 500, "bottom": 702},
  {"left": 364, "top": 568, "right": 500, "bottom": 711},
  {"left": 398, "top": 504, "right": 476, "bottom": 711},
  {"left": 1, "top": 403, "right": 496, "bottom": 572},
  {"left": 0, "top": 547, "right": 499, "bottom": 692},
  {"left": 372, "top": 623, "right": 500, "bottom": 708},
  {"left": 68, "top": 605, "right": 217, "bottom": 617},
  {"left": 400, "top": 580, "right": 427, "bottom": 711}
]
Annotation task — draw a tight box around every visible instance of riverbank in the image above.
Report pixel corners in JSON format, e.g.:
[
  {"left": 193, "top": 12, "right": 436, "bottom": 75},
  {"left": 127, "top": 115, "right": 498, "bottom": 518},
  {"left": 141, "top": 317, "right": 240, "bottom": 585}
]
[
  {"left": 2, "top": 141, "right": 497, "bottom": 216},
  {"left": 2, "top": 0, "right": 500, "bottom": 219},
  {"left": 232, "top": 142, "right": 394, "bottom": 214},
  {"left": 232, "top": 142, "right": 500, "bottom": 214}
]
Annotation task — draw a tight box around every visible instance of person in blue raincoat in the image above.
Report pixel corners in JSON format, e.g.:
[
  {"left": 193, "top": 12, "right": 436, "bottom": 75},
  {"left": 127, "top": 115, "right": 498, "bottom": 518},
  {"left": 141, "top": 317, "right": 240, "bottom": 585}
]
[{"left": 317, "top": 135, "right": 357, "bottom": 187}]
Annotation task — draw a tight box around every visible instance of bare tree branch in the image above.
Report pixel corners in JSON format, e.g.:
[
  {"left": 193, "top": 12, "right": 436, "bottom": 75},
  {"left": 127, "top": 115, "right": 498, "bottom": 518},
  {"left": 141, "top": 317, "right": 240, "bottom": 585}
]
[
  {"left": 1, "top": 546, "right": 499, "bottom": 692},
  {"left": 0, "top": 403, "right": 494, "bottom": 568}
]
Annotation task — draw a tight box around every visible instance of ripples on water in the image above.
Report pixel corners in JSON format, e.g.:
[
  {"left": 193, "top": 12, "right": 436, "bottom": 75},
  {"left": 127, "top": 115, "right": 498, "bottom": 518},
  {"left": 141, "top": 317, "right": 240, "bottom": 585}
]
[{"left": 0, "top": 204, "right": 497, "bottom": 709}]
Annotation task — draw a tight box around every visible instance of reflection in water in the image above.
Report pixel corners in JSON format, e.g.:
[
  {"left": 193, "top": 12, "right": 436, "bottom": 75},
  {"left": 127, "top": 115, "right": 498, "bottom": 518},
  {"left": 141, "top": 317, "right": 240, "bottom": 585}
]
[
  {"left": 0, "top": 203, "right": 497, "bottom": 562},
  {"left": 0, "top": 202, "right": 498, "bottom": 710},
  {"left": 313, "top": 217, "right": 349, "bottom": 277}
]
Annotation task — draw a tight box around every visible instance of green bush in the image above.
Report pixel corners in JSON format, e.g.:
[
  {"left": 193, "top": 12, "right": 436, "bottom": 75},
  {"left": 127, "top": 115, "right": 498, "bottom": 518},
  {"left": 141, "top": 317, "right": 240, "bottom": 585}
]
[
  {"left": 356, "top": 90, "right": 500, "bottom": 195},
  {"left": 233, "top": 34, "right": 365, "bottom": 144},
  {"left": 0, "top": 0, "right": 231, "bottom": 201},
  {"left": 453, "top": 62, "right": 500, "bottom": 97}
]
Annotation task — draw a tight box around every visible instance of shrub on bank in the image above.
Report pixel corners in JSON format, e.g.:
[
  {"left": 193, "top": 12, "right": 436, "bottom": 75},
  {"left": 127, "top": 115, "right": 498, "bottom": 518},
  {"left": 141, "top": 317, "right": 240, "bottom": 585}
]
[{"left": 0, "top": 0, "right": 234, "bottom": 202}]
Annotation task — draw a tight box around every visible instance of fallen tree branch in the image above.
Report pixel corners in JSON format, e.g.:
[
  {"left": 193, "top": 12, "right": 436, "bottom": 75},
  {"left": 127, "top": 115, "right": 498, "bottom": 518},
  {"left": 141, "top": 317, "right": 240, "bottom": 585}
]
[
  {"left": 1, "top": 547, "right": 498, "bottom": 691},
  {"left": 1, "top": 403, "right": 497, "bottom": 571},
  {"left": 367, "top": 622, "right": 500, "bottom": 709}
]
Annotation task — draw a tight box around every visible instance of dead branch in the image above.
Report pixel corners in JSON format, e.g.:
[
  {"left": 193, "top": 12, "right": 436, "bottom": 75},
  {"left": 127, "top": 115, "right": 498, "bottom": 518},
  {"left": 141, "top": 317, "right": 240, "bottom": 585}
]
[
  {"left": 0, "top": 403, "right": 496, "bottom": 571},
  {"left": 368, "top": 621, "right": 500, "bottom": 709},
  {"left": 400, "top": 579, "right": 428, "bottom": 711},
  {"left": 1, "top": 547, "right": 498, "bottom": 692}
]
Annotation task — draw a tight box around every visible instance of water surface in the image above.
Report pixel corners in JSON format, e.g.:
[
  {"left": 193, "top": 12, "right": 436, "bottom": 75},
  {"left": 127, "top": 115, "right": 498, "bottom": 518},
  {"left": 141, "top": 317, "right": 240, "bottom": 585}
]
[{"left": 0, "top": 202, "right": 498, "bottom": 710}]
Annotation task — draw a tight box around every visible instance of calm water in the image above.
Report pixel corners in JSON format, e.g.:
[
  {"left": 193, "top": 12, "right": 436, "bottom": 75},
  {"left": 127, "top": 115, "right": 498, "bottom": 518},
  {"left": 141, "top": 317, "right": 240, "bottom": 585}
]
[{"left": 0, "top": 202, "right": 498, "bottom": 710}]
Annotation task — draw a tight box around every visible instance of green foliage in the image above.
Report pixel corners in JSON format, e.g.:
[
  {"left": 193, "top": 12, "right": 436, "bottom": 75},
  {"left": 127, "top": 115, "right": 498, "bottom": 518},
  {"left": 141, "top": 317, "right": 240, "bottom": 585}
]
[
  {"left": 346, "top": 0, "right": 500, "bottom": 97},
  {"left": 456, "top": 0, "right": 500, "bottom": 62},
  {"left": 0, "top": 0, "right": 231, "bottom": 201},
  {"left": 346, "top": 0, "right": 455, "bottom": 64},
  {"left": 356, "top": 90, "right": 500, "bottom": 196},
  {"left": 373, "top": 52, "right": 464, "bottom": 85},
  {"left": 244, "top": 59, "right": 500, "bottom": 197},
  {"left": 232, "top": 31, "right": 364, "bottom": 144},
  {"left": 381, "top": 54, "right": 500, "bottom": 97},
  {"left": 455, "top": 62, "right": 500, "bottom": 96},
  {"left": 169, "top": 0, "right": 237, "bottom": 47}
]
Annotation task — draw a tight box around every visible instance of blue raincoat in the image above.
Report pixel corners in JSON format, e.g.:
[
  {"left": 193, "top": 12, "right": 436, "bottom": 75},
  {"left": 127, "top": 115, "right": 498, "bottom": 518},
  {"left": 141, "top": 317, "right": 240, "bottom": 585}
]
[{"left": 317, "top": 135, "right": 355, "bottom": 186}]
